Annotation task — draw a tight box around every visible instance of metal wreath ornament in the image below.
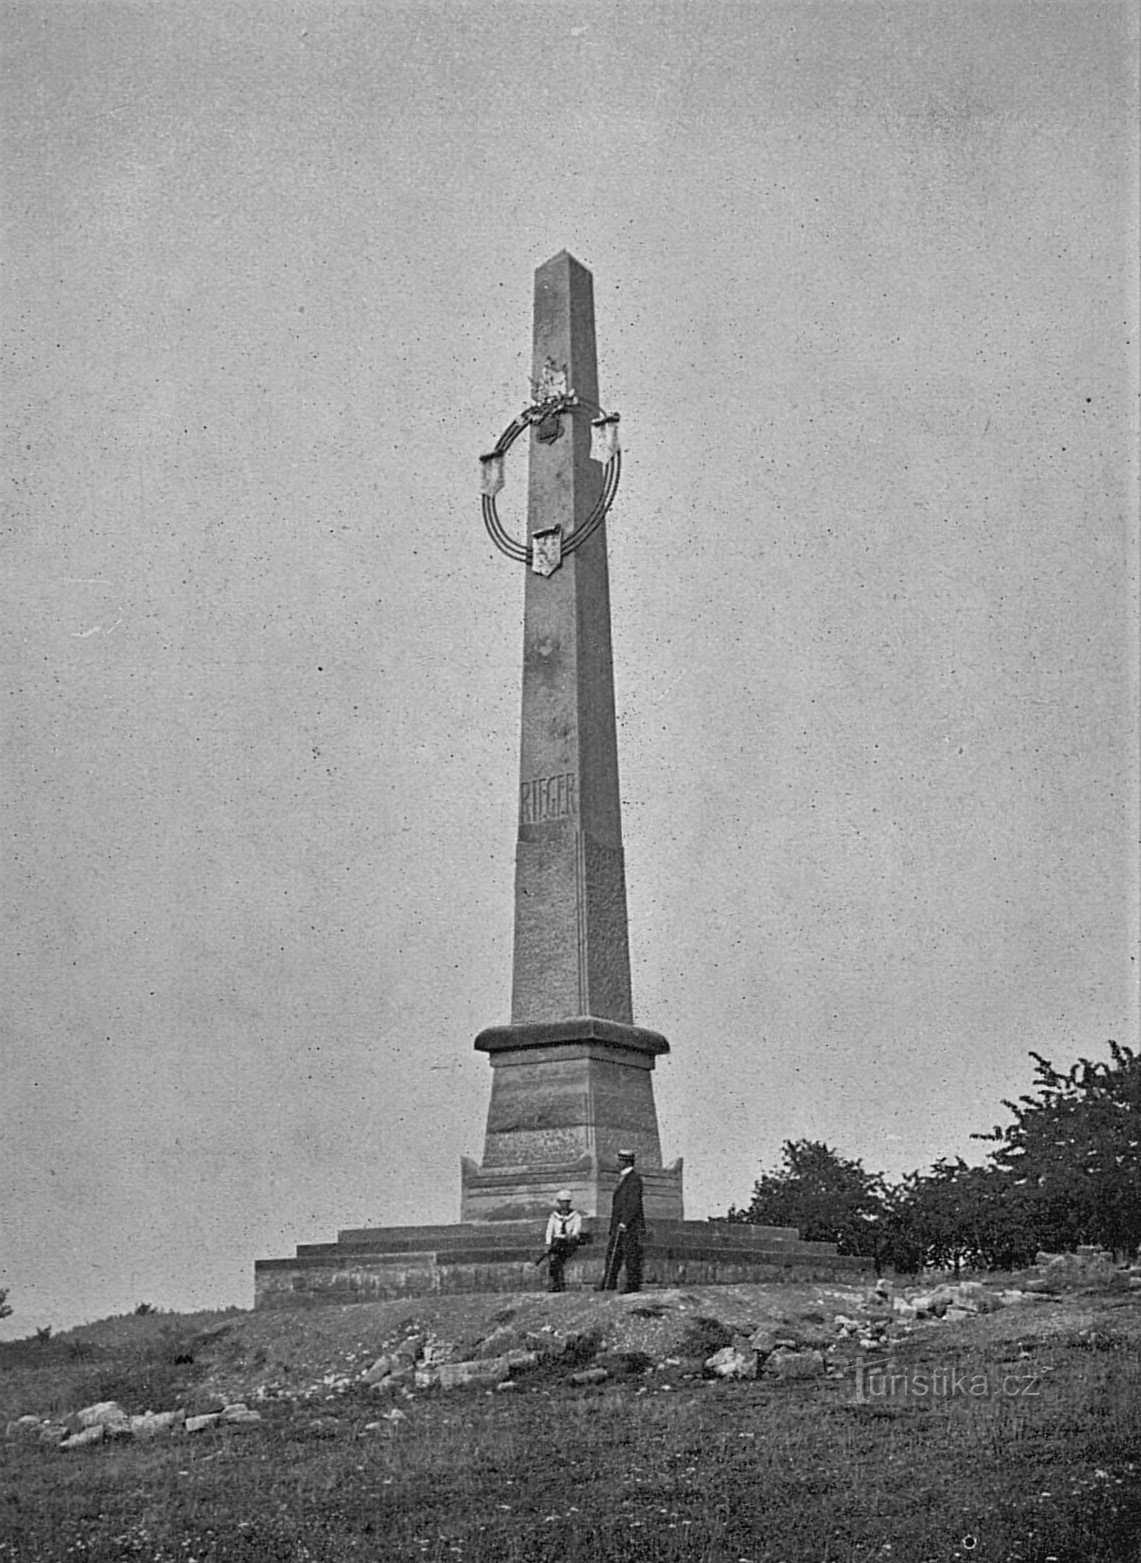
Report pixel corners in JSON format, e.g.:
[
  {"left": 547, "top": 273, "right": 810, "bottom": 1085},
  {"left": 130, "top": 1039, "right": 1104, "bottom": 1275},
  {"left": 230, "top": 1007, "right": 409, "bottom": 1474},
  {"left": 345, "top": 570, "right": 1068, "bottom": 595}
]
[{"left": 480, "top": 387, "right": 621, "bottom": 575}]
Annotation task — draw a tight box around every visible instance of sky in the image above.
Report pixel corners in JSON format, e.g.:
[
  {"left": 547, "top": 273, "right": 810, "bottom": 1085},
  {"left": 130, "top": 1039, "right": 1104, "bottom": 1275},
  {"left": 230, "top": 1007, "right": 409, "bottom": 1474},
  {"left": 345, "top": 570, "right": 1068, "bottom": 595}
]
[{"left": 1, "top": 1, "right": 1137, "bottom": 1338}]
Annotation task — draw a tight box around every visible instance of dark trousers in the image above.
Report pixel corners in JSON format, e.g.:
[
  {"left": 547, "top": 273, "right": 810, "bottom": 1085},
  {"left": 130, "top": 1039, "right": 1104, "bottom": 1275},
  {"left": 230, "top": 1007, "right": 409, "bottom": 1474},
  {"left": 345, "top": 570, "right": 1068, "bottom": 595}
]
[
  {"left": 602, "top": 1228, "right": 643, "bottom": 1292},
  {"left": 548, "top": 1238, "right": 577, "bottom": 1292}
]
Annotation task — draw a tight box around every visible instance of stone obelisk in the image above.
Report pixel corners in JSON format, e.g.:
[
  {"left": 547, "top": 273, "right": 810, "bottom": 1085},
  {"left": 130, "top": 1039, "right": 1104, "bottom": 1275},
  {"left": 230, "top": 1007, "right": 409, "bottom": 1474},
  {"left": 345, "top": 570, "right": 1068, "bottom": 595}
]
[
  {"left": 461, "top": 251, "right": 684, "bottom": 1223},
  {"left": 252, "top": 253, "right": 869, "bottom": 1307}
]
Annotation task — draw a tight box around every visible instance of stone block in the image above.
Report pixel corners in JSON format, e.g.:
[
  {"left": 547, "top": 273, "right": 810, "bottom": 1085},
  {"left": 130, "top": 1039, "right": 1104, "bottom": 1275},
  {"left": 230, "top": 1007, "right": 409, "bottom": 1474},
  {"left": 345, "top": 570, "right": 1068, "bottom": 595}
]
[
  {"left": 77, "top": 1401, "right": 128, "bottom": 1429},
  {"left": 433, "top": 1357, "right": 511, "bottom": 1391},
  {"left": 705, "top": 1346, "right": 758, "bottom": 1380},
  {"left": 130, "top": 1411, "right": 183, "bottom": 1438},
  {"left": 765, "top": 1348, "right": 826, "bottom": 1380}
]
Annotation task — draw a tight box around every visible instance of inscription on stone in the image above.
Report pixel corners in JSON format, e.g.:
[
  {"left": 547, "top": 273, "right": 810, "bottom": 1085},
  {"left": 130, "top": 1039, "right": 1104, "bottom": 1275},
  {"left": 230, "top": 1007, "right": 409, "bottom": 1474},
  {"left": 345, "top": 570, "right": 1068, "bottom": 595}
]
[{"left": 520, "top": 771, "right": 577, "bottom": 824}]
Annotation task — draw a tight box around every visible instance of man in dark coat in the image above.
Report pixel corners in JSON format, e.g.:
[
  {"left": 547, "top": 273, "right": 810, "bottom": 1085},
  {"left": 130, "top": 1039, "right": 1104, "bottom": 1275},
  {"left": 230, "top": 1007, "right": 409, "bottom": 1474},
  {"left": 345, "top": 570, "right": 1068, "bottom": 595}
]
[{"left": 599, "top": 1149, "right": 645, "bottom": 1293}]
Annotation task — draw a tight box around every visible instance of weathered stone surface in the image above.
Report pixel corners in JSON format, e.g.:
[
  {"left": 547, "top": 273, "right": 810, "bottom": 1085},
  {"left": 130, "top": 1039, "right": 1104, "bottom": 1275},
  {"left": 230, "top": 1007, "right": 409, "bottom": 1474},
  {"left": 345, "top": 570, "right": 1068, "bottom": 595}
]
[
  {"left": 432, "top": 1357, "right": 511, "bottom": 1391},
  {"left": 185, "top": 1414, "right": 221, "bottom": 1433},
  {"left": 219, "top": 1403, "right": 262, "bottom": 1425},
  {"left": 704, "top": 1346, "right": 758, "bottom": 1380},
  {"left": 363, "top": 1354, "right": 397, "bottom": 1384},
  {"left": 765, "top": 1348, "right": 826, "bottom": 1380},
  {"left": 505, "top": 1349, "right": 540, "bottom": 1372},
  {"left": 39, "top": 1423, "right": 69, "bottom": 1445},
  {"left": 130, "top": 1411, "right": 184, "bottom": 1437},
  {"left": 61, "top": 1425, "right": 105, "bottom": 1450},
  {"left": 569, "top": 1367, "right": 610, "bottom": 1386},
  {"left": 474, "top": 1325, "right": 521, "bottom": 1359},
  {"left": 77, "top": 1401, "right": 127, "bottom": 1429},
  {"left": 368, "top": 1366, "right": 414, "bottom": 1395}
]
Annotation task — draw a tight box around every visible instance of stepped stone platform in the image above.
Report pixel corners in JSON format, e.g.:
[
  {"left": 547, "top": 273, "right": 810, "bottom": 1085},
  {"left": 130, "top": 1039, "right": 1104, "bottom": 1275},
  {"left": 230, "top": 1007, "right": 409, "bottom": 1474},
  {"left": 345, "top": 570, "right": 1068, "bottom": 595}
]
[{"left": 254, "top": 1218, "right": 869, "bottom": 1309}]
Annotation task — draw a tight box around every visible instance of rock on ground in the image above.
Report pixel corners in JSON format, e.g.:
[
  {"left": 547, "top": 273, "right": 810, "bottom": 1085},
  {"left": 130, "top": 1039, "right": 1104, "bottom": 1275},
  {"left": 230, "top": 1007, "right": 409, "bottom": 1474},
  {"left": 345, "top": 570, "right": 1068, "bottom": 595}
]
[{"left": 765, "top": 1348, "right": 826, "bottom": 1380}]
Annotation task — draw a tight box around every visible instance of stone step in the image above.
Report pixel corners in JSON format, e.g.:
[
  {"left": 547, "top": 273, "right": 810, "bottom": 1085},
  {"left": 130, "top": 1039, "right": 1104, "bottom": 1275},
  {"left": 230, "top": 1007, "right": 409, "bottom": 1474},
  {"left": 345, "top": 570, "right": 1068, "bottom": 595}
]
[{"left": 331, "top": 1220, "right": 805, "bottom": 1253}]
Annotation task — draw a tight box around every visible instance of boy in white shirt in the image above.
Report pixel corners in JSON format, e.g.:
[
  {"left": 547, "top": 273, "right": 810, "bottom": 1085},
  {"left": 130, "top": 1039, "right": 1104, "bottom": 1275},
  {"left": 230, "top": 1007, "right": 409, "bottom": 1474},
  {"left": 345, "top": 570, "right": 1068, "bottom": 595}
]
[{"left": 543, "top": 1190, "right": 583, "bottom": 1293}]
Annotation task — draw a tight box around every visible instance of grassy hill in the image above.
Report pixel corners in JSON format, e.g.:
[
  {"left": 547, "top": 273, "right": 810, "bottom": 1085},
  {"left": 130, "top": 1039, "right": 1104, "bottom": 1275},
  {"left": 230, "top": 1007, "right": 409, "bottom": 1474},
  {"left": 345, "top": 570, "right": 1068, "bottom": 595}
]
[{"left": 2, "top": 1279, "right": 1139, "bottom": 1561}]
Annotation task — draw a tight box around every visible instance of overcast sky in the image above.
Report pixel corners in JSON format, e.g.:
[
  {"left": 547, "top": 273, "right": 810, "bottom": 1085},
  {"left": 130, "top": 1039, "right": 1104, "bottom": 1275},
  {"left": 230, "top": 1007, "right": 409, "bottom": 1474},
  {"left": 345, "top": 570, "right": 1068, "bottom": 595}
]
[{"left": 2, "top": 2, "right": 1137, "bottom": 1337}]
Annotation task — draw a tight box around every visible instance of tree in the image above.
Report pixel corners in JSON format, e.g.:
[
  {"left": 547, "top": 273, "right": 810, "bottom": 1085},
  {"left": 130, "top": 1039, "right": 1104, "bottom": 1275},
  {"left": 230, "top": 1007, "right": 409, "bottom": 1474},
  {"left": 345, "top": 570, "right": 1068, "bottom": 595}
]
[
  {"left": 881, "top": 1159, "right": 1039, "bottom": 1274},
  {"left": 727, "top": 1139, "right": 887, "bottom": 1257},
  {"left": 0, "top": 1287, "right": 11, "bottom": 1321},
  {"left": 971, "top": 1041, "right": 1141, "bottom": 1259}
]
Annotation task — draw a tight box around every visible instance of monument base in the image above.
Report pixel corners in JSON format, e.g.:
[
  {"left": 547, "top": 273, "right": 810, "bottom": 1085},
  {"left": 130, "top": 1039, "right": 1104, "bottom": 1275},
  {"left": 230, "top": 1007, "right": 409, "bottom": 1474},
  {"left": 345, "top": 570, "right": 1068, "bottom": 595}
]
[
  {"left": 465, "top": 1016, "right": 682, "bottom": 1219},
  {"left": 460, "top": 1153, "right": 684, "bottom": 1224},
  {"left": 254, "top": 1218, "right": 870, "bottom": 1310}
]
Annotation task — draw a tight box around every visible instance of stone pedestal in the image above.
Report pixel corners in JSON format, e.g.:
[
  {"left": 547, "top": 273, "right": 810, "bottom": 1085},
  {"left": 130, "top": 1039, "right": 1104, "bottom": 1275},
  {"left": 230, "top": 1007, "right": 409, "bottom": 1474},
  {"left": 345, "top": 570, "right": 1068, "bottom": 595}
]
[{"left": 460, "top": 1018, "right": 683, "bottom": 1221}]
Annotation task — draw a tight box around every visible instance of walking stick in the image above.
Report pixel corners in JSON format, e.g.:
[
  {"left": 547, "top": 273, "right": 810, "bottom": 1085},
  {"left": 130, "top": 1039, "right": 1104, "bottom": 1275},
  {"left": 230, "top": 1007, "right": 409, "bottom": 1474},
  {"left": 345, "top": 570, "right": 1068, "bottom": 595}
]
[{"left": 600, "top": 1225, "right": 626, "bottom": 1291}]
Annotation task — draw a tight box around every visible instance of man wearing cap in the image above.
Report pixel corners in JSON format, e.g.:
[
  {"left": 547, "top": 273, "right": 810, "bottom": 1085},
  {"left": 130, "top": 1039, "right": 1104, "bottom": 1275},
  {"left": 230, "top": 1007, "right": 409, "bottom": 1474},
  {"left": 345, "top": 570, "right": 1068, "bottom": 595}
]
[
  {"left": 543, "top": 1190, "right": 583, "bottom": 1293},
  {"left": 600, "top": 1150, "right": 645, "bottom": 1293}
]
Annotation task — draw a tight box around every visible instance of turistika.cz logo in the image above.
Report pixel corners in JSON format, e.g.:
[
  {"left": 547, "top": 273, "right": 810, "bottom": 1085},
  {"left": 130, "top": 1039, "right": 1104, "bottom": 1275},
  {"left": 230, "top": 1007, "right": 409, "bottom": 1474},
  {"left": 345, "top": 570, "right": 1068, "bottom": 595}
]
[{"left": 853, "top": 1358, "right": 1049, "bottom": 1403}]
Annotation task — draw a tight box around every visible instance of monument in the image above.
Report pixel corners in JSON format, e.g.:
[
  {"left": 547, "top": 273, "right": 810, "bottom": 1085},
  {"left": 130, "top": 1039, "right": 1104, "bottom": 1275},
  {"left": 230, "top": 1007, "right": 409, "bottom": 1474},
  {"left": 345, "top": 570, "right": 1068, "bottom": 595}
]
[
  {"left": 254, "top": 253, "right": 865, "bottom": 1307},
  {"left": 461, "top": 250, "right": 683, "bottom": 1225}
]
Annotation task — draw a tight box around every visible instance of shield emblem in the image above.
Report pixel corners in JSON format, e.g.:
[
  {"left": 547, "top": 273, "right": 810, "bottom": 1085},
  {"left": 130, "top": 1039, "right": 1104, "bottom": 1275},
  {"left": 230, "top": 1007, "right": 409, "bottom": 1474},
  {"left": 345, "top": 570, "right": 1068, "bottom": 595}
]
[
  {"left": 531, "top": 525, "right": 562, "bottom": 577},
  {"left": 480, "top": 451, "right": 506, "bottom": 497},
  {"left": 590, "top": 414, "right": 621, "bottom": 464}
]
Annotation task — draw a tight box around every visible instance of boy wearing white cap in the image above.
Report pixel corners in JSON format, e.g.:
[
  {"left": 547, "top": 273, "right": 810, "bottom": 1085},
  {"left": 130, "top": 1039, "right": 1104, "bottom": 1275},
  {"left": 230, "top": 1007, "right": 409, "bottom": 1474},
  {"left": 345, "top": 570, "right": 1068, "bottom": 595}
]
[{"left": 543, "top": 1190, "right": 583, "bottom": 1293}]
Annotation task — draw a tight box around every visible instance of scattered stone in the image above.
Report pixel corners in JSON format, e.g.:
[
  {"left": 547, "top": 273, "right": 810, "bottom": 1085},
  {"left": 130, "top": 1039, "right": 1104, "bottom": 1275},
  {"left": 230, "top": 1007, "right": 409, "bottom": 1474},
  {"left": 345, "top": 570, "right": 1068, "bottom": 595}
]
[
  {"left": 704, "top": 1346, "right": 758, "bottom": 1381},
  {"left": 219, "top": 1404, "right": 263, "bottom": 1426},
  {"left": 61, "top": 1425, "right": 105, "bottom": 1450},
  {"left": 77, "top": 1401, "right": 127, "bottom": 1429},
  {"left": 495, "top": 1381, "right": 517, "bottom": 1393},
  {"left": 185, "top": 1414, "right": 221, "bottom": 1434},
  {"left": 787, "top": 1319, "right": 835, "bottom": 1349},
  {"left": 569, "top": 1367, "right": 610, "bottom": 1386},
  {"left": 524, "top": 1331, "right": 568, "bottom": 1357},
  {"left": 393, "top": 1336, "right": 424, "bottom": 1364},
  {"left": 130, "top": 1411, "right": 183, "bottom": 1439},
  {"left": 765, "top": 1348, "right": 826, "bottom": 1380},
  {"left": 943, "top": 1307, "right": 974, "bottom": 1323},
  {"left": 368, "top": 1365, "right": 415, "bottom": 1395},
  {"left": 505, "top": 1349, "right": 540, "bottom": 1373},
  {"left": 431, "top": 1357, "right": 511, "bottom": 1391},
  {"left": 39, "top": 1423, "right": 69, "bottom": 1446},
  {"left": 363, "top": 1355, "right": 397, "bottom": 1385},
  {"left": 379, "top": 1407, "right": 407, "bottom": 1422},
  {"left": 7, "top": 1416, "right": 43, "bottom": 1438},
  {"left": 474, "top": 1324, "right": 522, "bottom": 1359},
  {"left": 421, "top": 1337, "right": 457, "bottom": 1366}
]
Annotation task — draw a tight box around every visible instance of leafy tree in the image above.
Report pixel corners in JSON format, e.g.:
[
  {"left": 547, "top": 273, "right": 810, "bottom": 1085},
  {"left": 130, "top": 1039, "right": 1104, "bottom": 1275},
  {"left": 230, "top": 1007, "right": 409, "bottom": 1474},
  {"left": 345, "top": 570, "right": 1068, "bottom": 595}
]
[
  {"left": 881, "top": 1159, "right": 1039, "bottom": 1274},
  {"left": 727, "top": 1139, "right": 887, "bottom": 1258},
  {"left": 972, "top": 1041, "right": 1141, "bottom": 1259}
]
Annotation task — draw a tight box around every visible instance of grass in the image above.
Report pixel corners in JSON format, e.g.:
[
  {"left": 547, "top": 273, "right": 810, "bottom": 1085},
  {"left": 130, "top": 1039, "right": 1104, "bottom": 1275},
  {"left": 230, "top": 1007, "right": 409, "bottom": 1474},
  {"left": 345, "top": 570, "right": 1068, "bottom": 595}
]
[{"left": 1, "top": 1292, "right": 1139, "bottom": 1561}]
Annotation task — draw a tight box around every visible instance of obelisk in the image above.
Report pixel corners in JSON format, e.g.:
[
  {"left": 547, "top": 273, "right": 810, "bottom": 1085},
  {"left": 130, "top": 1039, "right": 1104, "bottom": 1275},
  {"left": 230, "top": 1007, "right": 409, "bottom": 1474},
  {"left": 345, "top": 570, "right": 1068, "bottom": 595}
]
[{"left": 461, "top": 252, "right": 684, "bottom": 1223}]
